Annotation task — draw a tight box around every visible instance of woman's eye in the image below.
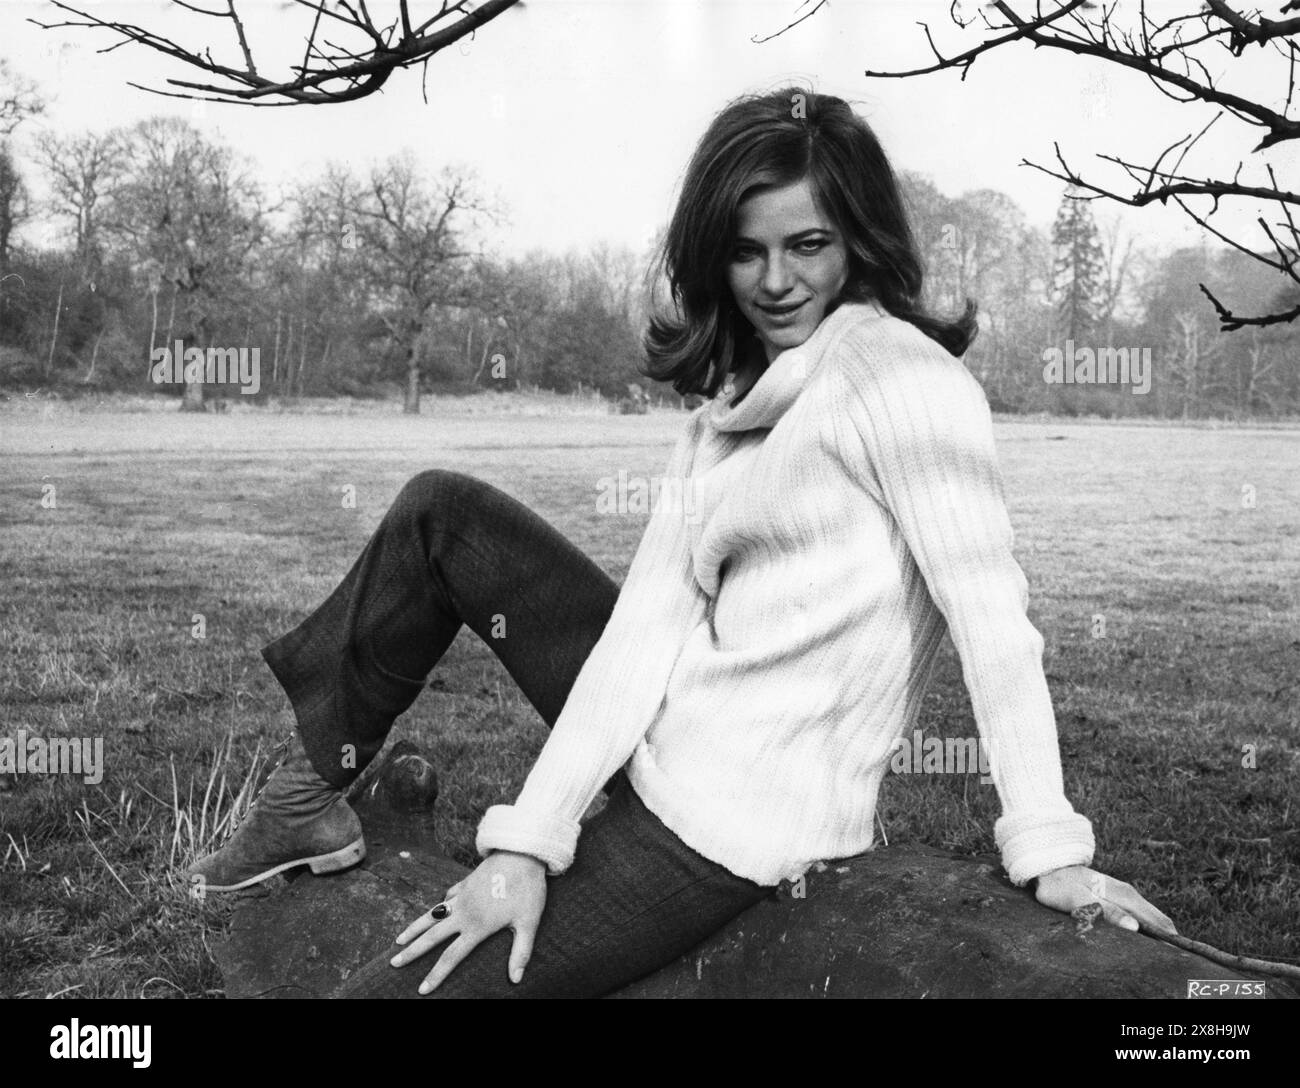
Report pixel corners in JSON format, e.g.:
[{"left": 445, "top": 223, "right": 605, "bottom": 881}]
[
  {"left": 731, "top": 246, "right": 760, "bottom": 262},
  {"left": 794, "top": 239, "right": 828, "bottom": 254}
]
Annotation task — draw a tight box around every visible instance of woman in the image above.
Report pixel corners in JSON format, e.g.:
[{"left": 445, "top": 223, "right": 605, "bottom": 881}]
[{"left": 190, "top": 87, "right": 1176, "bottom": 997}]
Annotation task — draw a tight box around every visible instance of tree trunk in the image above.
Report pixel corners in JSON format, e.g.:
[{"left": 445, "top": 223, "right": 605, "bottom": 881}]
[
  {"left": 46, "top": 281, "right": 64, "bottom": 376},
  {"left": 272, "top": 310, "right": 281, "bottom": 391},
  {"left": 1242, "top": 336, "right": 1275, "bottom": 421},
  {"left": 296, "top": 316, "right": 308, "bottom": 397},
  {"left": 471, "top": 338, "right": 492, "bottom": 386},
  {"left": 282, "top": 313, "right": 294, "bottom": 397},
  {"left": 403, "top": 344, "right": 421, "bottom": 414},
  {"left": 164, "top": 286, "right": 177, "bottom": 354},
  {"left": 180, "top": 311, "right": 206, "bottom": 412},
  {"left": 400, "top": 310, "right": 426, "bottom": 414},
  {"left": 148, "top": 287, "right": 159, "bottom": 358},
  {"left": 181, "top": 381, "right": 206, "bottom": 411},
  {"left": 83, "top": 330, "right": 104, "bottom": 383}
]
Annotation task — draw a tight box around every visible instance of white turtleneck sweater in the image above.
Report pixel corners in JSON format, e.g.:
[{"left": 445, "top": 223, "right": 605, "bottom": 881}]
[{"left": 475, "top": 300, "right": 1096, "bottom": 887}]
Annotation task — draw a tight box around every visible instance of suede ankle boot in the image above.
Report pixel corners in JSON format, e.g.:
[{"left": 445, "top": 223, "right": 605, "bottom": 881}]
[{"left": 186, "top": 733, "right": 365, "bottom": 893}]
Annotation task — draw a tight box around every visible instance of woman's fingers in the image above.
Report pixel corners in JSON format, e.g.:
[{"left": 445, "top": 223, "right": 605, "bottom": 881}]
[
  {"left": 508, "top": 920, "right": 538, "bottom": 984},
  {"left": 1035, "top": 867, "right": 1179, "bottom": 938},
  {"left": 1083, "top": 874, "right": 1178, "bottom": 936},
  {"left": 1103, "top": 882, "right": 1178, "bottom": 937},
  {"left": 1081, "top": 875, "right": 1140, "bottom": 932},
  {"left": 420, "top": 934, "right": 478, "bottom": 995},
  {"left": 391, "top": 918, "right": 455, "bottom": 967},
  {"left": 1140, "top": 903, "right": 1179, "bottom": 938},
  {"left": 395, "top": 890, "right": 459, "bottom": 945},
  {"left": 391, "top": 854, "right": 548, "bottom": 992},
  {"left": 395, "top": 911, "right": 436, "bottom": 946},
  {"left": 1097, "top": 900, "right": 1140, "bottom": 932}
]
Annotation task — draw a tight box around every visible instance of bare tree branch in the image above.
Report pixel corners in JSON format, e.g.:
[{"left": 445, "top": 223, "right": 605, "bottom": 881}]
[
  {"left": 860, "top": 1, "right": 1300, "bottom": 330},
  {"left": 1204, "top": 0, "right": 1300, "bottom": 53},
  {"left": 31, "top": 0, "right": 523, "bottom": 105},
  {"left": 752, "top": 0, "right": 830, "bottom": 45}
]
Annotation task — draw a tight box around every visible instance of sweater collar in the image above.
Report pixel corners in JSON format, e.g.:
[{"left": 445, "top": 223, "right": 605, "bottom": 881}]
[{"left": 708, "top": 300, "right": 884, "bottom": 433}]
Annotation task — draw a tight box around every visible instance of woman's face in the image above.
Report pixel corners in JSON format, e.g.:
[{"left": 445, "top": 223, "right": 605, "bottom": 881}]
[{"left": 726, "top": 176, "right": 850, "bottom": 364}]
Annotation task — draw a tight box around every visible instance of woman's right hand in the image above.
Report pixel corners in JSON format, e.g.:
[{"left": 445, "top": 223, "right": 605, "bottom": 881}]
[{"left": 391, "top": 849, "right": 548, "bottom": 994}]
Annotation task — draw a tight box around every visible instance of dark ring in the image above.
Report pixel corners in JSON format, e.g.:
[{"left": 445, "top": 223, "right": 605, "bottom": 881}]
[{"left": 430, "top": 902, "right": 450, "bottom": 920}]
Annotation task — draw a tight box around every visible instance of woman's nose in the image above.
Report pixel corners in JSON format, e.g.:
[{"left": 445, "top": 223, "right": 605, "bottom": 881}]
[{"left": 761, "top": 255, "right": 795, "bottom": 297}]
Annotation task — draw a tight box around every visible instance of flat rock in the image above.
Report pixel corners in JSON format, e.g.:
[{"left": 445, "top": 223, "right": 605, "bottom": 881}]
[
  {"left": 214, "top": 745, "right": 1295, "bottom": 999},
  {"left": 614, "top": 846, "right": 1295, "bottom": 999},
  {"left": 214, "top": 739, "right": 460, "bottom": 999},
  {"left": 216, "top": 849, "right": 468, "bottom": 998}
]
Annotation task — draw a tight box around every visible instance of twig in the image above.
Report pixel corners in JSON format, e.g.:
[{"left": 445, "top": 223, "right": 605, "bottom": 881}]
[
  {"left": 1140, "top": 921, "right": 1300, "bottom": 983},
  {"left": 752, "top": 0, "right": 829, "bottom": 45}
]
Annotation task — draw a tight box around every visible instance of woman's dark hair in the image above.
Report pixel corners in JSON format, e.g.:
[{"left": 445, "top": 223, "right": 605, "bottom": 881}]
[{"left": 643, "top": 86, "right": 978, "bottom": 398}]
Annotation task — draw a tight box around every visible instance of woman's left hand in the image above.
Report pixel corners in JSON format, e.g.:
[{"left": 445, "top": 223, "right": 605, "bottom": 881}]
[
  {"left": 1033, "top": 864, "right": 1178, "bottom": 936},
  {"left": 390, "top": 850, "right": 548, "bottom": 995}
]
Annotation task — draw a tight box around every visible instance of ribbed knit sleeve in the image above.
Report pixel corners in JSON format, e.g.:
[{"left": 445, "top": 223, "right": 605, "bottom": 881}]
[
  {"left": 831, "top": 322, "right": 1095, "bottom": 886},
  {"left": 474, "top": 411, "right": 710, "bottom": 875}
]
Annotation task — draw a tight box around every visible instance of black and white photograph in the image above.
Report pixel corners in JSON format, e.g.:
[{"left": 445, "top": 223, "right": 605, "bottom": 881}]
[{"left": 0, "top": 0, "right": 1296, "bottom": 1046}]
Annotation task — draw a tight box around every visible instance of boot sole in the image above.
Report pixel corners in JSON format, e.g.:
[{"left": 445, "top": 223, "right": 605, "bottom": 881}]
[{"left": 196, "top": 837, "right": 367, "bottom": 893}]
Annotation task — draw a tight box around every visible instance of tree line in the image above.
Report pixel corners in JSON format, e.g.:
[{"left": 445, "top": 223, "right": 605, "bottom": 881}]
[
  {"left": 0, "top": 62, "right": 1296, "bottom": 418},
  {"left": 912, "top": 173, "right": 1300, "bottom": 419},
  {"left": 0, "top": 84, "right": 649, "bottom": 412}
]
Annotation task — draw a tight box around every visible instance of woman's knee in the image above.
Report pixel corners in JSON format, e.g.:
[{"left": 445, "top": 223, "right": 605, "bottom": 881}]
[{"left": 394, "top": 469, "right": 485, "bottom": 517}]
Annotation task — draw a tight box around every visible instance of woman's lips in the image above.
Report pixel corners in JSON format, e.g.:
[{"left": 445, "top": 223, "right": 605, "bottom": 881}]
[{"left": 756, "top": 299, "right": 808, "bottom": 323}]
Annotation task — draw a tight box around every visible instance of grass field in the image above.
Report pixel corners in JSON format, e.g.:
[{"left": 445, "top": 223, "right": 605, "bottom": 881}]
[{"left": 1, "top": 393, "right": 1297, "bottom": 998}]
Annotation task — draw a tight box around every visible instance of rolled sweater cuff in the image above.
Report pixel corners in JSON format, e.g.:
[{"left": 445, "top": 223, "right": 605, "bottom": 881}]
[
  {"left": 994, "top": 809, "right": 1096, "bottom": 887},
  {"left": 475, "top": 804, "right": 582, "bottom": 876}
]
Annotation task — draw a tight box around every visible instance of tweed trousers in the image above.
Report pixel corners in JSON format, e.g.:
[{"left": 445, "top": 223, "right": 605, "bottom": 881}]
[{"left": 261, "top": 469, "right": 773, "bottom": 998}]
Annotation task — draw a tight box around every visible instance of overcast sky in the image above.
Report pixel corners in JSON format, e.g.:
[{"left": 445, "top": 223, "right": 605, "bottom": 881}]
[{"left": 5, "top": 0, "right": 1295, "bottom": 261}]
